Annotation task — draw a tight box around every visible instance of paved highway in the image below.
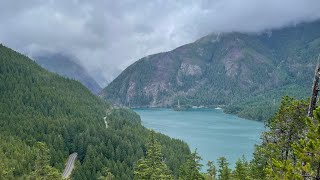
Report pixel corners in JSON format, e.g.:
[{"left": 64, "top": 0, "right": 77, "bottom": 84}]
[{"left": 62, "top": 153, "right": 78, "bottom": 179}]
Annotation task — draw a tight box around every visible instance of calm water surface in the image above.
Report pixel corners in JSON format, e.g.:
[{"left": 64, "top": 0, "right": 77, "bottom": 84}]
[{"left": 133, "top": 108, "right": 265, "bottom": 168}]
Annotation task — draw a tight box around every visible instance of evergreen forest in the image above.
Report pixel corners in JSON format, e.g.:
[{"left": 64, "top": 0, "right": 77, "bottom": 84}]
[{"left": 1, "top": 37, "right": 320, "bottom": 179}]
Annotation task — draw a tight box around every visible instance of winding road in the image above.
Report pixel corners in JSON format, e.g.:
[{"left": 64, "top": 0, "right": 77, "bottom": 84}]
[{"left": 62, "top": 153, "right": 78, "bottom": 179}]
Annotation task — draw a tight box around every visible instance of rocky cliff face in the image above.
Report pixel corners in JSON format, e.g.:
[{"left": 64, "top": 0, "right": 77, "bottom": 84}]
[{"left": 102, "top": 20, "right": 320, "bottom": 120}]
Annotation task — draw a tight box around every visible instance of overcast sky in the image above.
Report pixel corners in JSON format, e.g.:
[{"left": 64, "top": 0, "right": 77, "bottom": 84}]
[{"left": 0, "top": 0, "right": 320, "bottom": 86}]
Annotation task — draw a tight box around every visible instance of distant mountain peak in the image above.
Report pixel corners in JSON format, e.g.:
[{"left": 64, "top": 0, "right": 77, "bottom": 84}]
[
  {"left": 102, "top": 20, "right": 320, "bottom": 120},
  {"left": 33, "top": 52, "right": 102, "bottom": 94}
]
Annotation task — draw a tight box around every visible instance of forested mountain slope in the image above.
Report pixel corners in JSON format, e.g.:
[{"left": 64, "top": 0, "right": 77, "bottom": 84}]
[
  {"left": 0, "top": 44, "right": 190, "bottom": 179},
  {"left": 102, "top": 20, "right": 320, "bottom": 121},
  {"left": 33, "top": 53, "right": 102, "bottom": 94}
]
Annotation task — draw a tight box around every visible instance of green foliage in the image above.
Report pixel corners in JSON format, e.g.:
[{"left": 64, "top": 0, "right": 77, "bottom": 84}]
[
  {"left": 265, "top": 158, "right": 301, "bottom": 180},
  {"left": 292, "top": 107, "right": 320, "bottom": 179},
  {"left": 249, "top": 145, "right": 267, "bottom": 180},
  {"left": 34, "top": 53, "right": 102, "bottom": 94},
  {"left": 0, "top": 134, "right": 36, "bottom": 179},
  {"left": 232, "top": 156, "right": 251, "bottom": 180},
  {"left": 225, "top": 85, "right": 309, "bottom": 121},
  {"left": 134, "top": 131, "right": 173, "bottom": 180},
  {"left": 206, "top": 161, "right": 216, "bottom": 180},
  {"left": 179, "top": 150, "right": 204, "bottom": 180},
  {"left": 98, "top": 167, "right": 115, "bottom": 180},
  {"left": 241, "top": 95, "right": 320, "bottom": 180},
  {"left": 197, "top": 95, "right": 316, "bottom": 180},
  {"left": 0, "top": 137, "right": 61, "bottom": 180},
  {"left": 103, "top": 20, "right": 320, "bottom": 121},
  {"left": 261, "top": 96, "right": 308, "bottom": 179},
  {"left": 28, "top": 142, "right": 61, "bottom": 180},
  {"left": 3, "top": 37, "right": 320, "bottom": 180},
  {"left": 217, "top": 157, "right": 231, "bottom": 180},
  {"left": 0, "top": 44, "right": 190, "bottom": 179}
]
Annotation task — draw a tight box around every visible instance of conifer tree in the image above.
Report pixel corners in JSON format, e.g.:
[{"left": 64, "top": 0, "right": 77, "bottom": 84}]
[
  {"left": 29, "top": 142, "right": 61, "bottom": 180},
  {"left": 232, "top": 156, "right": 251, "bottom": 180},
  {"left": 134, "top": 131, "right": 173, "bottom": 180},
  {"left": 179, "top": 149, "right": 204, "bottom": 180},
  {"left": 292, "top": 107, "right": 320, "bottom": 179},
  {"left": 261, "top": 96, "right": 308, "bottom": 179},
  {"left": 206, "top": 161, "right": 216, "bottom": 180},
  {"left": 249, "top": 145, "right": 268, "bottom": 180},
  {"left": 217, "top": 157, "right": 231, "bottom": 180}
]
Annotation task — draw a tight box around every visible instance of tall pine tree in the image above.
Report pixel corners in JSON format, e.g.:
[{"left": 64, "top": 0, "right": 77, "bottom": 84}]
[
  {"left": 134, "top": 131, "right": 173, "bottom": 180},
  {"left": 217, "top": 157, "right": 231, "bottom": 180},
  {"left": 179, "top": 149, "right": 204, "bottom": 180}
]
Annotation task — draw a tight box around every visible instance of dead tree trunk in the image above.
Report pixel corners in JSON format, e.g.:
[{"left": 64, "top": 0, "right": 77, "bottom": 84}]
[
  {"left": 307, "top": 63, "right": 320, "bottom": 117},
  {"left": 304, "top": 60, "right": 320, "bottom": 180}
]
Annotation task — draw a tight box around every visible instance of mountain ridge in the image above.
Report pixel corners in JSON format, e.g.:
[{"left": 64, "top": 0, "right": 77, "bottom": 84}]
[
  {"left": 0, "top": 43, "right": 190, "bottom": 179},
  {"left": 33, "top": 52, "right": 102, "bottom": 94},
  {"left": 102, "top": 20, "right": 320, "bottom": 121}
]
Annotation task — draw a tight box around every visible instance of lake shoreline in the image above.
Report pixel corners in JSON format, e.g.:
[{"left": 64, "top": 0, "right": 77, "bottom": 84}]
[
  {"left": 131, "top": 107, "right": 263, "bottom": 123},
  {"left": 133, "top": 108, "right": 265, "bottom": 169}
]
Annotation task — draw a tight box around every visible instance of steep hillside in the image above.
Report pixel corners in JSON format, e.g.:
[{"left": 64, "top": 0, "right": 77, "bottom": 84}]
[
  {"left": 33, "top": 53, "right": 102, "bottom": 94},
  {"left": 102, "top": 20, "right": 320, "bottom": 121},
  {"left": 0, "top": 44, "right": 190, "bottom": 179}
]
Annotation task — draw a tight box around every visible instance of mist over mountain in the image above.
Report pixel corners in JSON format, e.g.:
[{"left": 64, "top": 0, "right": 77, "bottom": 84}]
[
  {"left": 33, "top": 53, "right": 102, "bottom": 94},
  {"left": 0, "top": 43, "right": 189, "bottom": 179},
  {"left": 1, "top": 0, "right": 320, "bottom": 82},
  {"left": 102, "top": 20, "right": 320, "bottom": 121},
  {"left": 2, "top": 1, "right": 320, "bottom": 179}
]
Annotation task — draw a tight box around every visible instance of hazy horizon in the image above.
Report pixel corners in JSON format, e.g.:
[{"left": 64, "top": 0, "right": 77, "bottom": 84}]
[{"left": 1, "top": 0, "right": 320, "bottom": 86}]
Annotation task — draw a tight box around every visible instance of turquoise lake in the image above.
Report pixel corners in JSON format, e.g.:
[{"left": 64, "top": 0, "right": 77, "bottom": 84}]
[{"left": 133, "top": 108, "right": 265, "bottom": 168}]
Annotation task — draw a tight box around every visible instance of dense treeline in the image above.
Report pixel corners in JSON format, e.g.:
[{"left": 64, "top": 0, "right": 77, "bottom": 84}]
[
  {"left": 0, "top": 136, "right": 62, "bottom": 179},
  {"left": 134, "top": 96, "right": 320, "bottom": 180},
  {"left": 103, "top": 20, "right": 320, "bottom": 121},
  {"left": 2, "top": 40, "right": 320, "bottom": 179},
  {"left": 224, "top": 84, "right": 310, "bottom": 121},
  {"left": 0, "top": 44, "right": 190, "bottom": 179}
]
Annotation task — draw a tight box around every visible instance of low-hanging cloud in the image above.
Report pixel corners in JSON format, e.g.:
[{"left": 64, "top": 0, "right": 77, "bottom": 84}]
[{"left": 0, "top": 0, "right": 320, "bottom": 86}]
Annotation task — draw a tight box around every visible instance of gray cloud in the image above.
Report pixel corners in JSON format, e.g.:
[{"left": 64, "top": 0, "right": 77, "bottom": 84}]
[{"left": 0, "top": 0, "right": 320, "bottom": 86}]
